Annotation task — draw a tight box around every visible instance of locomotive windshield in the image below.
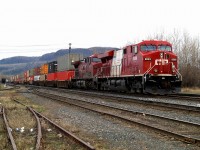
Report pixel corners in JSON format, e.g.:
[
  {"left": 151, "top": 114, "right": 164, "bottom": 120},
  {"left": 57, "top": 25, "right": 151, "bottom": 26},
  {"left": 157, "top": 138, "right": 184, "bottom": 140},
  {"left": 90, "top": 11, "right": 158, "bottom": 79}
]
[
  {"left": 141, "top": 45, "right": 156, "bottom": 51},
  {"left": 158, "top": 45, "right": 171, "bottom": 51},
  {"left": 141, "top": 44, "right": 172, "bottom": 51}
]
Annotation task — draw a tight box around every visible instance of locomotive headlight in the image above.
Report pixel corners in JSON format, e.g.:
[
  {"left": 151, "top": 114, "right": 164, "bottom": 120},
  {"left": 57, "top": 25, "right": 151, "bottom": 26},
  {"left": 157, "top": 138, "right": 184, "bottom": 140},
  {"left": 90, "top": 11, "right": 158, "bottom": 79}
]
[
  {"left": 160, "top": 53, "right": 163, "bottom": 58},
  {"left": 144, "top": 57, "right": 151, "bottom": 61},
  {"left": 154, "top": 69, "right": 158, "bottom": 73}
]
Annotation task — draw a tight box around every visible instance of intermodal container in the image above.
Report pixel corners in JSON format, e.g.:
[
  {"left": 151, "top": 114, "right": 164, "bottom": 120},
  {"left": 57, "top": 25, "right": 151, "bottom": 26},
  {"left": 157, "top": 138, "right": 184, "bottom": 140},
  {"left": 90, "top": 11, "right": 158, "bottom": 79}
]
[
  {"left": 57, "top": 54, "right": 83, "bottom": 72},
  {"left": 15, "top": 75, "right": 19, "bottom": 82},
  {"left": 24, "top": 70, "right": 29, "bottom": 79},
  {"left": 57, "top": 70, "right": 75, "bottom": 81},
  {"left": 10, "top": 76, "right": 14, "bottom": 82},
  {"left": 47, "top": 73, "right": 57, "bottom": 81},
  {"left": 29, "top": 76, "right": 34, "bottom": 84},
  {"left": 34, "top": 67, "right": 40, "bottom": 75},
  {"left": 40, "top": 64, "right": 48, "bottom": 75},
  {"left": 40, "top": 74, "right": 46, "bottom": 81},
  {"left": 29, "top": 69, "right": 34, "bottom": 76},
  {"left": 19, "top": 73, "right": 24, "bottom": 83},
  {"left": 34, "top": 75, "right": 40, "bottom": 81},
  {"left": 48, "top": 61, "right": 57, "bottom": 73}
]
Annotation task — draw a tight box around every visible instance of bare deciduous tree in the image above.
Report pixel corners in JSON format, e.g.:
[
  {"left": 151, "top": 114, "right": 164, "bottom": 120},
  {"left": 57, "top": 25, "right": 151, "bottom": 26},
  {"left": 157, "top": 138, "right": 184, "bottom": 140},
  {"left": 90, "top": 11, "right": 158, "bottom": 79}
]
[{"left": 147, "top": 30, "right": 200, "bottom": 87}]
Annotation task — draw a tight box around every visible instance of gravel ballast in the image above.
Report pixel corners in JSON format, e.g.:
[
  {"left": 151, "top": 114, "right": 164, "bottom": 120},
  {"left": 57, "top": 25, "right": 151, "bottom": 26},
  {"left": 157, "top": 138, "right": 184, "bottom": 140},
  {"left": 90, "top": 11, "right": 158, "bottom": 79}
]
[{"left": 22, "top": 89, "right": 200, "bottom": 150}]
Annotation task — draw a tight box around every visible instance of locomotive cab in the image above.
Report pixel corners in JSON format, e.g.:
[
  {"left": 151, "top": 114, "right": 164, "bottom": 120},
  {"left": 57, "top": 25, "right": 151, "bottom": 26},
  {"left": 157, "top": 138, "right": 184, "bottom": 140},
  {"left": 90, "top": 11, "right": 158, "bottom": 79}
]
[{"left": 137, "top": 40, "right": 182, "bottom": 94}]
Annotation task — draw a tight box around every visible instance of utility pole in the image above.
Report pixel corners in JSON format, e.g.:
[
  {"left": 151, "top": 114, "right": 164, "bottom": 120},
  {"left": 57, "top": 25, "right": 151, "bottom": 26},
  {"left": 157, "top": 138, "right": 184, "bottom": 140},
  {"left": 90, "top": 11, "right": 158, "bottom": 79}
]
[
  {"left": 68, "top": 43, "right": 72, "bottom": 69},
  {"left": 69, "top": 43, "right": 71, "bottom": 55}
]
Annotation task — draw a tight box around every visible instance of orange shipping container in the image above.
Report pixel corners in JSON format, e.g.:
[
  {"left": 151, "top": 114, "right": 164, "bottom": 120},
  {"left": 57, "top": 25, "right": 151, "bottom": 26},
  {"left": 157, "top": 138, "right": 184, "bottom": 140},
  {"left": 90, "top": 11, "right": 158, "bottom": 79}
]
[{"left": 40, "top": 64, "right": 48, "bottom": 74}]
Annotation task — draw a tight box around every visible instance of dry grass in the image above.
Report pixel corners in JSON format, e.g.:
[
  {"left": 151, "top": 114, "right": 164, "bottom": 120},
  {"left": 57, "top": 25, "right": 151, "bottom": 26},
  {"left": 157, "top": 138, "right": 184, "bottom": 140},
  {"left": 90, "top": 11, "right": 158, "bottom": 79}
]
[
  {"left": 40, "top": 119, "right": 85, "bottom": 150},
  {"left": 181, "top": 87, "right": 200, "bottom": 94},
  {"left": 12, "top": 96, "right": 79, "bottom": 149},
  {"left": 14, "top": 95, "right": 46, "bottom": 113},
  {"left": 0, "top": 91, "right": 36, "bottom": 149},
  {"left": 0, "top": 88, "right": 107, "bottom": 149},
  {"left": 0, "top": 117, "right": 10, "bottom": 150},
  {"left": 0, "top": 84, "right": 4, "bottom": 90},
  {"left": 44, "top": 115, "right": 108, "bottom": 150}
]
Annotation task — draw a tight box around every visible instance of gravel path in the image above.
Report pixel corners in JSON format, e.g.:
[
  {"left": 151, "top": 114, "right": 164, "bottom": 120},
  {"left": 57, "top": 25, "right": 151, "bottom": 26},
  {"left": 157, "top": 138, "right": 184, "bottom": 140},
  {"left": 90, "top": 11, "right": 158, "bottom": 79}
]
[{"left": 22, "top": 90, "right": 200, "bottom": 150}]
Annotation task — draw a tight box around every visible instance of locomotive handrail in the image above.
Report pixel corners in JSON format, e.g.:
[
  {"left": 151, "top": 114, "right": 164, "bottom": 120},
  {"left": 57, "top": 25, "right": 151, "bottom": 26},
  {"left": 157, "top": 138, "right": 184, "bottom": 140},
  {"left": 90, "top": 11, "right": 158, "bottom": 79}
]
[
  {"left": 174, "top": 67, "right": 182, "bottom": 81},
  {"left": 143, "top": 64, "right": 156, "bottom": 80},
  {"left": 166, "top": 62, "right": 182, "bottom": 81},
  {"left": 143, "top": 62, "right": 182, "bottom": 82}
]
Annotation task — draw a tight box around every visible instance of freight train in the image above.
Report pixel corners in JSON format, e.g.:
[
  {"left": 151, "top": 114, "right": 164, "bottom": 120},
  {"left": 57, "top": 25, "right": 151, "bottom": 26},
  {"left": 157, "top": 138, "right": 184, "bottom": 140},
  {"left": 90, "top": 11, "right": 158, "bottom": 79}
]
[{"left": 11, "top": 40, "right": 182, "bottom": 94}]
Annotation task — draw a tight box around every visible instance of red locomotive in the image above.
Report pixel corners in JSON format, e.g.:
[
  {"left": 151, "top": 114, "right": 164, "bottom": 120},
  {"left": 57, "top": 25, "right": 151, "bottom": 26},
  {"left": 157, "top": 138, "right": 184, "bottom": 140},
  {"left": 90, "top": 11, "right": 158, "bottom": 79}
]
[
  {"left": 72, "top": 40, "right": 182, "bottom": 94},
  {"left": 11, "top": 40, "right": 182, "bottom": 94}
]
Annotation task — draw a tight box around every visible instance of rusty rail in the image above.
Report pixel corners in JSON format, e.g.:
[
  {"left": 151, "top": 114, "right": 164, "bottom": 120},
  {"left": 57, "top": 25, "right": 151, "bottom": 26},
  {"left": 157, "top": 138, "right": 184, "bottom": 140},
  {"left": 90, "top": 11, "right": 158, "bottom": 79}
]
[
  {"left": 13, "top": 99, "right": 95, "bottom": 150},
  {"left": 2, "top": 107, "right": 17, "bottom": 150},
  {"left": 33, "top": 110, "right": 95, "bottom": 150},
  {"left": 13, "top": 99, "right": 42, "bottom": 150},
  {"left": 28, "top": 107, "right": 42, "bottom": 150}
]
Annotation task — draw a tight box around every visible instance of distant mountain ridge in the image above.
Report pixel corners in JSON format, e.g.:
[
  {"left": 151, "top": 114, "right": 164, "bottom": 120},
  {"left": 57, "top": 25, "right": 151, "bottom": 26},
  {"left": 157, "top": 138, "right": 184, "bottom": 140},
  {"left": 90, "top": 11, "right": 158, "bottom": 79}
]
[
  {"left": 0, "top": 56, "right": 38, "bottom": 64},
  {"left": 0, "top": 47, "right": 118, "bottom": 75}
]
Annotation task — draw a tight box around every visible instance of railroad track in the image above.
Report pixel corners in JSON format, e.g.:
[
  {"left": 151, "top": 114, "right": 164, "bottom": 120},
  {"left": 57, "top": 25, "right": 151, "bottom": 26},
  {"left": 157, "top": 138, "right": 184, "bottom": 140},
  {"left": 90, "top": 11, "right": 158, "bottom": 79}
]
[
  {"left": 13, "top": 99, "right": 95, "bottom": 150},
  {"left": 33, "top": 86, "right": 200, "bottom": 113},
  {"left": 0, "top": 85, "right": 21, "bottom": 91},
  {"left": 0, "top": 106, "right": 17, "bottom": 150},
  {"left": 31, "top": 89, "right": 200, "bottom": 146},
  {"left": 25, "top": 84, "right": 200, "bottom": 102},
  {"left": 164, "top": 94, "right": 200, "bottom": 102}
]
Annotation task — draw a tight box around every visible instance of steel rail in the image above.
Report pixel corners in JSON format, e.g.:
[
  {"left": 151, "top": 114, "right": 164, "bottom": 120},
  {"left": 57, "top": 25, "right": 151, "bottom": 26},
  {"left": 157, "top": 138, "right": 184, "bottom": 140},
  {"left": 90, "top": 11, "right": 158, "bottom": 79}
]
[
  {"left": 13, "top": 99, "right": 42, "bottom": 150},
  {"left": 39, "top": 87, "right": 200, "bottom": 112},
  {"left": 165, "top": 94, "right": 200, "bottom": 101},
  {"left": 64, "top": 89, "right": 200, "bottom": 112},
  {"left": 33, "top": 110, "right": 95, "bottom": 150},
  {"left": 29, "top": 107, "right": 42, "bottom": 150},
  {"left": 33, "top": 90, "right": 200, "bottom": 145},
  {"left": 2, "top": 107, "right": 17, "bottom": 150},
  {"left": 27, "top": 86, "right": 200, "bottom": 112},
  {"left": 34, "top": 90, "right": 200, "bottom": 127},
  {"left": 24, "top": 84, "right": 200, "bottom": 102}
]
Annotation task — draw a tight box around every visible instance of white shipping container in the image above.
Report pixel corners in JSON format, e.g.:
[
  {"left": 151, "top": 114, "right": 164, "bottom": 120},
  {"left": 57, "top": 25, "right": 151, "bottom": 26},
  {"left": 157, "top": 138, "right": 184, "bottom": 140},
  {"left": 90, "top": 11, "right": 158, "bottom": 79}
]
[
  {"left": 27, "top": 70, "right": 30, "bottom": 77},
  {"left": 34, "top": 75, "right": 40, "bottom": 81},
  {"left": 57, "top": 54, "right": 83, "bottom": 71}
]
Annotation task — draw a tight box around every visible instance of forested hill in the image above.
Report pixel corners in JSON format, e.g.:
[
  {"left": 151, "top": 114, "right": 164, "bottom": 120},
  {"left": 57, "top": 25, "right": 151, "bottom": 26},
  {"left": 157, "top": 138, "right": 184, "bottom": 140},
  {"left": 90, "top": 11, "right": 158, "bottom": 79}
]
[{"left": 0, "top": 47, "right": 118, "bottom": 75}]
